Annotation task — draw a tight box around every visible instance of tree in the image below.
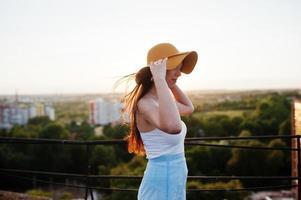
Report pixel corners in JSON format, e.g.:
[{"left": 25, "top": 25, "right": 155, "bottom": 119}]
[
  {"left": 39, "top": 123, "right": 69, "bottom": 139},
  {"left": 28, "top": 116, "right": 51, "bottom": 126},
  {"left": 186, "top": 145, "right": 232, "bottom": 176},
  {"left": 252, "top": 94, "right": 291, "bottom": 135},
  {"left": 227, "top": 139, "right": 268, "bottom": 187},
  {"left": 202, "top": 115, "right": 233, "bottom": 136},
  {"left": 278, "top": 118, "right": 291, "bottom": 136},
  {"left": 182, "top": 116, "right": 204, "bottom": 137}
]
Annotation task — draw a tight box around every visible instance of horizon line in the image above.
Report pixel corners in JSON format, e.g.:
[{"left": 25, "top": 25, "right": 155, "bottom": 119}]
[{"left": 0, "top": 87, "right": 300, "bottom": 96}]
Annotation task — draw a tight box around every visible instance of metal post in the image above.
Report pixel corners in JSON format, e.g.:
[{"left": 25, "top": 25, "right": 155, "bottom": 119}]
[
  {"left": 297, "top": 136, "right": 301, "bottom": 200},
  {"left": 49, "top": 177, "right": 53, "bottom": 191},
  {"left": 85, "top": 143, "right": 94, "bottom": 200},
  {"left": 85, "top": 144, "right": 89, "bottom": 200},
  {"left": 291, "top": 98, "right": 298, "bottom": 200},
  {"left": 89, "top": 143, "right": 94, "bottom": 200},
  {"left": 33, "top": 175, "right": 36, "bottom": 188}
]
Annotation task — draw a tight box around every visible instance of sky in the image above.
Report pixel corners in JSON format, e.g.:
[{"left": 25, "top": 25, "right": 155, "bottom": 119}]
[{"left": 0, "top": 0, "right": 300, "bottom": 95}]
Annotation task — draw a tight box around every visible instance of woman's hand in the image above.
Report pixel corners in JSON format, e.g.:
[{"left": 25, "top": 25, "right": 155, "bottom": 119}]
[
  {"left": 149, "top": 58, "right": 168, "bottom": 81},
  {"left": 139, "top": 57, "right": 182, "bottom": 134}
]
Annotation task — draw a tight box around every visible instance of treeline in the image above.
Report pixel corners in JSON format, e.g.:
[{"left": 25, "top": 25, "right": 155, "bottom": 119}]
[
  {"left": 189, "top": 92, "right": 293, "bottom": 137},
  {"left": 0, "top": 92, "right": 299, "bottom": 199}
]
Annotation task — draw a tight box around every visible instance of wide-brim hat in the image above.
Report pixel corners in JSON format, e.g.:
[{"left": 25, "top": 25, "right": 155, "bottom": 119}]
[{"left": 147, "top": 43, "right": 198, "bottom": 74}]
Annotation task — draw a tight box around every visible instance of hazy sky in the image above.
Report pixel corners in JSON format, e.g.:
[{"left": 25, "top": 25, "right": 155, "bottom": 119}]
[{"left": 0, "top": 0, "right": 300, "bottom": 94}]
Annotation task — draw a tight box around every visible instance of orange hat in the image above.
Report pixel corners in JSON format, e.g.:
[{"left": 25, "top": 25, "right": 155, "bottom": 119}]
[{"left": 147, "top": 43, "right": 198, "bottom": 74}]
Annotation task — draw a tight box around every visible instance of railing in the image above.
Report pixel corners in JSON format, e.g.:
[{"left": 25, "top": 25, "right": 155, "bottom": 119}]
[{"left": 0, "top": 135, "right": 300, "bottom": 200}]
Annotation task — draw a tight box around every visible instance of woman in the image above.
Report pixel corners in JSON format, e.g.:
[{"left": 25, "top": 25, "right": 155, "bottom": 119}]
[{"left": 120, "top": 43, "right": 198, "bottom": 200}]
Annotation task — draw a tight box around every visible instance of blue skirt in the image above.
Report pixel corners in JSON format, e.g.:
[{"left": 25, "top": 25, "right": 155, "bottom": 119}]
[{"left": 138, "top": 153, "right": 188, "bottom": 200}]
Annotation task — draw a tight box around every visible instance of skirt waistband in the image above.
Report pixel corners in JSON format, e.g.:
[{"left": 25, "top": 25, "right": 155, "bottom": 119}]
[{"left": 148, "top": 152, "right": 185, "bottom": 162}]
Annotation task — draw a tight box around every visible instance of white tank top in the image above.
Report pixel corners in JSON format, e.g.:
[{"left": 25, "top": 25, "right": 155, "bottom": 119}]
[{"left": 139, "top": 121, "right": 187, "bottom": 159}]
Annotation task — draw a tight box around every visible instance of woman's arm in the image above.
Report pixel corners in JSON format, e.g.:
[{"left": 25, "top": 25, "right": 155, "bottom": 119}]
[
  {"left": 137, "top": 58, "right": 182, "bottom": 134},
  {"left": 154, "top": 78, "right": 182, "bottom": 131},
  {"left": 171, "top": 85, "right": 194, "bottom": 116}
]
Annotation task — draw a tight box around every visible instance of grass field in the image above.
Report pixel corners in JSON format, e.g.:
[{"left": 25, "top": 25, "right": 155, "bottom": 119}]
[{"left": 193, "top": 109, "right": 252, "bottom": 119}]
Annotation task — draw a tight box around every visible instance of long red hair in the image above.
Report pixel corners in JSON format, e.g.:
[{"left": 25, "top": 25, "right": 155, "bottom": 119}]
[{"left": 115, "top": 67, "right": 153, "bottom": 155}]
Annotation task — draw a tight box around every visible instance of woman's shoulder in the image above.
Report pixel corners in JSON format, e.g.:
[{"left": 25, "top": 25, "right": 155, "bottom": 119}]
[
  {"left": 136, "top": 95, "right": 159, "bottom": 132},
  {"left": 137, "top": 95, "right": 158, "bottom": 111}
]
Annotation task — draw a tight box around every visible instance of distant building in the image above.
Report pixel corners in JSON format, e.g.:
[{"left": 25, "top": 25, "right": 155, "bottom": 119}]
[
  {"left": 35, "top": 103, "right": 45, "bottom": 116},
  {"left": 45, "top": 104, "right": 55, "bottom": 120},
  {"left": 0, "top": 105, "right": 12, "bottom": 129},
  {"left": 89, "top": 98, "right": 122, "bottom": 125},
  {"left": 28, "top": 105, "right": 37, "bottom": 118},
  {"left": 0, "top": 102, "right": 55, "bottom": 129}
]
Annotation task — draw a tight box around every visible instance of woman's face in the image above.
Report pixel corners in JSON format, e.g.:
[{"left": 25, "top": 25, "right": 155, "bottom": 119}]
[{"left": 166, "top": 62, "right": 183, "bottom": 89}]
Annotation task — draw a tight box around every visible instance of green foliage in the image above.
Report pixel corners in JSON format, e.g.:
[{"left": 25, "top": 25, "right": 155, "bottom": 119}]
[
  {"left": 187, "top": 180, "right": 248, "bottom": 200},
  {"left": 26, "top": 189, "right": 52, "bottom": 198},
  {"left": 239, "top": 130, "right": 252, "bottom": 137},
  {"left": 9, "top": 125, "right": 28, "bottom": 138},
  {"left": 239, "top": 119, "right": 261, "bottom": 135},
  {"left": 65, "top": 120, "right": 94, "bottom": 140},
  {"left": 102, "top": 123, "right": 133, "bottom": 163},
  {"left": 0, "top": 128, "right": 8, "bottom": 136},
  {"left": 28, "top": 116, "right": 51, "bottom": 126},
  {"left": 101, "top": 156, "right": 146, "bottom": 200},
  {"left": 186, "top": 145, "right": 232, "bottom": 175},
  {"left": 59, "top": 192, "right": 73, "bottom": 200},
  {"left": 188, "top": 113, "right": 244, "bottom": 137},
  {"left": 278, "top": 118, "right": 291, "bottom": 136},
  {"left": 40, "top": 123, "right": 69, "bottom": 139},
  {"left": 91, "top": 145, "right": 117, "bottom": 173},
  {"left": 200, "top": 115, "right": 239, "bottom": 136},
  {"left": 226, "top": 134, "right": 289, "bottom": 187},
  {"left": 103, "top": 123, "right": 129, "bottom": 139},
  {"left": 182, "top": 116, "right": 204, "bottom": 137},
  {"left": 240, "top": 93, "right": 291, "bottom": 135},
  {"left": 227, "top": 139, "right": 267, "bottom": 178}
]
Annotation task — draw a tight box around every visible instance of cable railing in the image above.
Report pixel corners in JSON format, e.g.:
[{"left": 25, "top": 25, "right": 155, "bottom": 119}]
[{"left": 0, "top": 135, "right": 300, "bottom": 200}]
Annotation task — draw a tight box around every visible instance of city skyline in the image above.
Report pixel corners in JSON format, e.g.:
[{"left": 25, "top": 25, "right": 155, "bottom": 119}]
[{"left": 0, "top": 0, "right": 300, "bottom": 95}]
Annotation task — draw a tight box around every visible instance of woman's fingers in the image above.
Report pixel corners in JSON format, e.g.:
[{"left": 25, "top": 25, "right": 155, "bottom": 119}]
[
  {"left": 149, "top": 57, "right": 168, "bottom": 80},
  {"left": 154, "top": 59, "right": 162, "bottom": 65},
  {"left": 152, "top": 57, "right": 168, "bottom": 65}
]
